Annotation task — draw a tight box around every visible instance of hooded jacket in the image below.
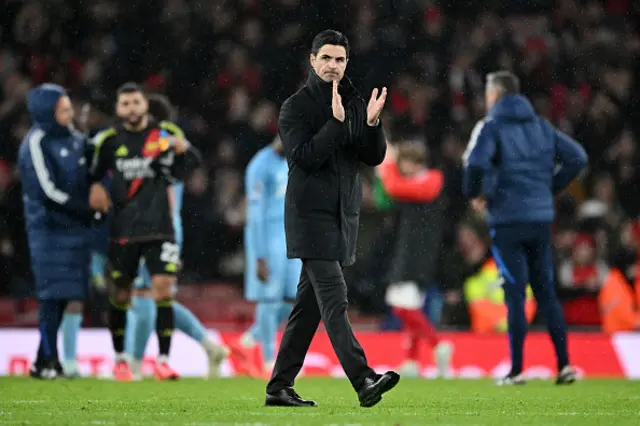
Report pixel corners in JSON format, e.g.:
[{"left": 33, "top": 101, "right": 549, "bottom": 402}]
[
  {"left": 463, "top": 94, "right": 588, "bottom": 226},
  {"left": 18, "top": 84, "right": 92, "bottom": 300}
]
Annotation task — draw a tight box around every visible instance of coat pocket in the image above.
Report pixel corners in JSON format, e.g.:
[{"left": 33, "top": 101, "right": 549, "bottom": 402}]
[{"left": 291, "top": 172, "right": 339, "bottom": 215}]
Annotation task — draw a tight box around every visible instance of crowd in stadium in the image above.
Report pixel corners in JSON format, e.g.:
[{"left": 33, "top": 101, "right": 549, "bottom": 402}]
[{"left": 0, "top": 0, "right": 639, "bottom": 331}]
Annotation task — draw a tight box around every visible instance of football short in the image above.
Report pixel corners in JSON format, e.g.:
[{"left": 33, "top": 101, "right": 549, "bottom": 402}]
[{"left": 108, "top": 240, "right": 179, "bottom": 287}]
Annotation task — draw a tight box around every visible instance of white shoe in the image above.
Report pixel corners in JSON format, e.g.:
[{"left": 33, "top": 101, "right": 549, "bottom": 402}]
[
  {"left": 497, "top": 373, "right": 526, "bottom": 386},
  {"left": 130, "top": 359, "right": 143, "bottom": 381},
  {"left": 62, "top": 361, "right": 80, "bottom": 378},
  {"left": 434, "top": 341, "right": 453, "bottom": 378},
  {"left": 205, "top": 342, "right": 230, "bottom": 379},
  {"left": 398, "top": 360, "right": 421, "bottom": 378},
  {"left": 556, "top": 365, "right": 577, "bottom": 385}
]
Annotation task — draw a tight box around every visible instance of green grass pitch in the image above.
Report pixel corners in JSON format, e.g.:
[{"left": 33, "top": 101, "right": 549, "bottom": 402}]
[{"left": 0, "top": 377, "right": 638, "bottom": 425}]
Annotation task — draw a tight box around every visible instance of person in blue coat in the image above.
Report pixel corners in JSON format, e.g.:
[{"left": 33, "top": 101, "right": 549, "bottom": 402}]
[
  {"left": 463, "top": 71, "right": 588, "bottom": 386},
  {"left": 18, "top": 84, "right": 109, "bottom": 379}
]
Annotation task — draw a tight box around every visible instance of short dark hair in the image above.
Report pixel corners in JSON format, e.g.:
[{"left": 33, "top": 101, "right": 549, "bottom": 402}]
[
  {"left": 147, "top": 94, "right": 177, "bottom": 122},
  {"left": 116, "top": 82, "right": 145, "bottom": 98},
  {"left": 486, "top": 71, "right": 520, "bottom": 95},
  {"left": 311, "top": 30, "right": 350, "bottom": 58}
]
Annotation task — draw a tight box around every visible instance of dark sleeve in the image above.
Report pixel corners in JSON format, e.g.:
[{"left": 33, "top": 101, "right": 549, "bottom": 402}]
[
  {"left": 170, "top": 142, "right": 202, "bottom": 182},
  {"left": 279, "top": 97, "right": 345, "bottom": 172},
  {"left": 358, "top": 121, "right": 387, "bottom": 166},
  {"left": 552, "top": 127, "right": 588, "bottom": 195},
  {"left": 89, "top": 129, "right": 116, "bottom": 183}
]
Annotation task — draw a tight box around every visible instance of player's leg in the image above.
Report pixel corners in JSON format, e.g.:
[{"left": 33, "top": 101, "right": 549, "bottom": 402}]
[
  {"left": 266, "top": 265, "right": 322, "bottom": 395},
  {"left": 124, "top": 260, "right": 156, "bottom": 379},
  {"left": 526, "top": 223, "right": 575, "bottom": 385},
  {"left": 255, "top": 252, "right": 289, "bottom": 376},
  {"left": 60, "top": 300, "right": 83, "bottom": 377},
  {"left": 107, "top": 242, "right": 138, "bottom": 381},
  {"left": 171, "top": 298, "right": 229, "bottom": 378},
  {"left": 144, "top": 241, "right": 180, "bottom": 380},
  {"left": 490, "top": 226, "right": 529, "bottom": 385},
  {"left": 253, "top": 301, "right": 280, "bottom": 376},
  {"left": 232, "top": 244, "right": 263, "bottom": 377}
]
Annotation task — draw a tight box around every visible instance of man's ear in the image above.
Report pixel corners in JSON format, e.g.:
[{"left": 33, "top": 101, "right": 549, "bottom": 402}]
[{"left": 309, "top": 54, "right": 316, "bottom": 68}]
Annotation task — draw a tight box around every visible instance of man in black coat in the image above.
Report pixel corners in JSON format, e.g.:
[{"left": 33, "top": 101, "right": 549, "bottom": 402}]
[{"left": 265, "top": 30, "right": 400, "bottom": 408}]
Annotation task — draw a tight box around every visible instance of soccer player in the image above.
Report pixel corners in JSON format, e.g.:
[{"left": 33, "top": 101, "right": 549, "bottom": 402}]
[
  {"left": 463, "top": 71, "right": 587, "bottom": 385},
  {"left": 234, "top": 136, "right": 300, "bottom": 378},
  {"left": 19, "top": 84, "right": 102, "bottom": 379},
  {"left": 123, "top": 94, "right": 229, "bottom": 380},
  {"left": 90, "top": 82, "right": 201, "bottom": 381}
]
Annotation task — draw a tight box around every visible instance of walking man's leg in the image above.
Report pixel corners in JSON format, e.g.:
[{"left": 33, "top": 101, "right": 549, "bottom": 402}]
[
  {"left": 304, "top": 260, "right": 399, "bottom": 407},
  {"left": 265, "top": 267, "right": 320, "bottom": 407},
  {"left": 491, "top": 227, "right": 529, "bottom": 385},
  {"left": 527, "top": 223, "right": 575, "bottom": 385},
  {"left": 305, "top": 260, "right": 373, "bottom": 388}
]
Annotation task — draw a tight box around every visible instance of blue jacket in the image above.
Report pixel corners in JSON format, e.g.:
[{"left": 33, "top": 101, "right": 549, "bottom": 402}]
[
  {"left": 18, "top": 84, "right": 92, "bottom": 300},
  {"left": 463, "top": 94, "right": 588, "bottom": 226}
]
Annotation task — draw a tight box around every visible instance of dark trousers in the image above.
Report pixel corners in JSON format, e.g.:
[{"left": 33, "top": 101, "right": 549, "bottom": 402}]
[
  {"left": 267, "top": 259, "right": 374, "bottom": 393},
  {"left": 491, "top": 222, "right": 570, "bottom": 373},
  {"left": 35, "top": 299, "right": 69, "bottom": 366}
]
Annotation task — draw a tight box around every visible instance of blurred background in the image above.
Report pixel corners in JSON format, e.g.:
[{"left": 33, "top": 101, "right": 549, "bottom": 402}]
[{"left": 0, "top": 0, "right": 639, "bottom": 337}]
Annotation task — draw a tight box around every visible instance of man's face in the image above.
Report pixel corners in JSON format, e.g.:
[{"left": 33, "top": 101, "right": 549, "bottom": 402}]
[
  {"left": 484, "top": 84, "right": 499, "bottom": 111},
  {"left": 310, "top": 44, "right": 348, "bottom": 82},
  {"left": 54, "top": 95, "right": 74, "bottom": 127},
  {"left": 116, "top": 91, "right": 148, "bottom": 127}
]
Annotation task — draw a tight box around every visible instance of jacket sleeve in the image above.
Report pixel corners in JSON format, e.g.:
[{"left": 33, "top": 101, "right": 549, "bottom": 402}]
[
  {"left": 90, "top": 128, "right": 116, "bottom": 183},
  {"left": 462, "top": 119, "right": 497, "bottom": 198},
  {"left": 245, "top": 159, "right": 268, "bottom": 260},
  {"left": 552, "top": 127, "right": 588, "bottom": 195},
  {"left": 377, "top": 160, "right": 443, "bottom": 202},
  {"left": 279, "top": 97, "right": 344, "bottom": 172},
  {"left": 168, "top": 141, "right": 202, "bottom": 182},
  {"left": 358, "top": 121, "right": 387, "bottom": 166},
  {"left": 26, "top": 129, "right": 91, "bottom": 216}
]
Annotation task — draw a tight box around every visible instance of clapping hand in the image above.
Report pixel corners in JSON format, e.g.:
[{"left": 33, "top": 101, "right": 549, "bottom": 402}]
[
  {"left": 367, "top": 87, "right": 387, "bottom": 126},
  {"left": 332, "top": 80, "right": 345, "bottom": 122}
]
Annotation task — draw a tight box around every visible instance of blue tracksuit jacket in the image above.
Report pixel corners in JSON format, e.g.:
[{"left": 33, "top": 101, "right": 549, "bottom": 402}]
[
  {"left": 18, "top": 84, "right": 92, "bottom": 300},
  {"left": 463, "top": 94, "right": 588, "bottom": 226}
]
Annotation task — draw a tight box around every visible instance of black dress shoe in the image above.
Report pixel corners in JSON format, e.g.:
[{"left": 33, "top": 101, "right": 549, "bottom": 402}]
[
  {"left": 265, "top": 388, "right": 317, "bottom": 407},
  {"left": 358, "top": 371, "right": 400, "bottom": 408}
]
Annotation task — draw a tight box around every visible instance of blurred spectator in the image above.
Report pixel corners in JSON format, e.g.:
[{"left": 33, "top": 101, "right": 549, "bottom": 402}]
[
  {"left": 557, "top": 233, "right": 607, "bottom": 326},
  {"left": 458, "top": 220, "right": 536, "bottom": 333}
]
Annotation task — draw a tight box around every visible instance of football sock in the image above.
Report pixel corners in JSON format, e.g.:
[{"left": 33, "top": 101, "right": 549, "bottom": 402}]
[
  {"left": 255, "top": 302, "right": 279, "bottom": 362},
  {"left": 156, "top": 299, "right": 175, "bottom": 357},
  {"left": 109, "top": 299, "right": 129, "bottom": 355},
  {"left": 61, "top": 312, "right": 82, "bottom": 365},
  {"left": 125, "top": 295, "right": 156, "bottom": 360}
]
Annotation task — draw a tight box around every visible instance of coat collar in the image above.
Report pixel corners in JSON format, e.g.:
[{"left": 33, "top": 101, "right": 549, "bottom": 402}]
[{"left": 306, "top": 70, "right": 358, "bottom": 105}]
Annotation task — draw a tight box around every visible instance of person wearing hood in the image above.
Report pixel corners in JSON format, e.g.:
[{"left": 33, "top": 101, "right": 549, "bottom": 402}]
[
  {"left": 18, "top": 84, "right": 110, "bottom": 379},
  {"left": 462, "top": 71, "right": 588, "bottom": 386},
  {"left": 265, "top": 30, "right": 398, "bottom": 408}
]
